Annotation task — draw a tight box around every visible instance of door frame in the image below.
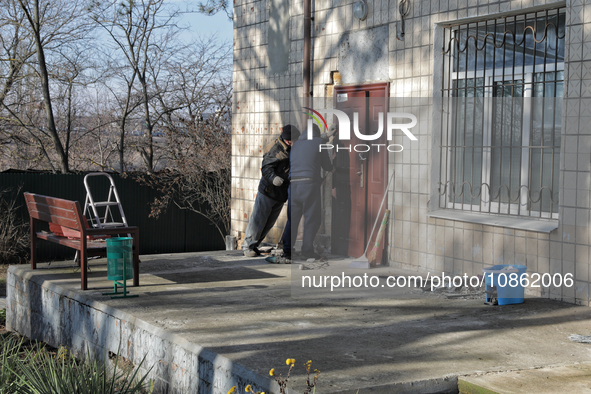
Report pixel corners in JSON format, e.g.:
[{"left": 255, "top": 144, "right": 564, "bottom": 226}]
[{"left": 333, "top": 82, "right": 390, "bottom": 261}]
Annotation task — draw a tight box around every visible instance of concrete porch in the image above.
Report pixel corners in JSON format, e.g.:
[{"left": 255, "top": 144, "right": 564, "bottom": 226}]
[{"left": 6, "top": 251, "right": 591, "bottom": 393}]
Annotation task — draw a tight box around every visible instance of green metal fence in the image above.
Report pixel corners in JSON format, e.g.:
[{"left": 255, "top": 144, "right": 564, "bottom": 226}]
[{"left": 0, "top": 171, "right": 225, "bottom": 261}]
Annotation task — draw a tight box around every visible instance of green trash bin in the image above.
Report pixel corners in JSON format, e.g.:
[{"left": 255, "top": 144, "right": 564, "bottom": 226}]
[{"left": 106, "top": 237, "right": 133, "bottom": 281}]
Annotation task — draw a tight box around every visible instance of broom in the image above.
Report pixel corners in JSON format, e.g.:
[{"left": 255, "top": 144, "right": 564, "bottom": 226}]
[
  {"left": 349, "top": 172, "right": 394, "bottom": 269},
  {"left": 367, "top": 209, "right": 390, "bottom": 266}
]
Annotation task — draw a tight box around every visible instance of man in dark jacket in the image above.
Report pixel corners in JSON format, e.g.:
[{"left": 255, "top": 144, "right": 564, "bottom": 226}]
[
  {"left": 243, "top": 125, "right": 300, "bottom": 257},
  {"left": 282, "top": 125, "right": 333, "bottom": 260}
]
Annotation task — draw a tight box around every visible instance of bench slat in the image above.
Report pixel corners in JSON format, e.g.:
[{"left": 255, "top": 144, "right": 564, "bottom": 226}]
[
  {"left": 25, "top": 194, "right": 81, "bottom": 230},
  {"left": 27, "top": 209, "right": 80, "bottom": 230},
  {"left": 24, "top": 193, "right": 80, "bottom": 210},
  {"left": 86, "top": 226, "right": 138, "bottom": 236},
  {"left": 25, "top": 200, "right": 78, "bottom": 221},
  {"left": 36, "top": 233, "right": 107, "bottom": 249}
]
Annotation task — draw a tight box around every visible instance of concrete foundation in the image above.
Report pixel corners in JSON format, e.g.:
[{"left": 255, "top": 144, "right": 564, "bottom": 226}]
[
  {"left": 6, "top": 251, "right": 591, "bottom": 393},
  {"left": 6, "top": 260, "right": 271, "bottom": 394}
]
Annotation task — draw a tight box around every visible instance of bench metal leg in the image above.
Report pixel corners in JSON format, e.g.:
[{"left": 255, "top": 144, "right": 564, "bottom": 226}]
[
  {"left": 30, "top": 218, "right": 37, "bottom": 269},
  {"left": 132, "top": 228, "right": 140, "bottom": 287},
  {"left": 80, "top": 237, "right": 87, "bottom": 290}
]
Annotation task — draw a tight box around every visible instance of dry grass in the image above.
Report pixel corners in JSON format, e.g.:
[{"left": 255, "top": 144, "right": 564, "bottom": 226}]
[
  {"left": 0, "top": 264, "right": 7, "bottom": 297},
  {"left": 0, "top": 188, "right": 29, "bottom": 266}
]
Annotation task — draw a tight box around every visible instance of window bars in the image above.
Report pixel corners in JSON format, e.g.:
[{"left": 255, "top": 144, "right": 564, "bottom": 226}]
[{"left": 439, "top": 7, "right": 565, "bottom": 218}]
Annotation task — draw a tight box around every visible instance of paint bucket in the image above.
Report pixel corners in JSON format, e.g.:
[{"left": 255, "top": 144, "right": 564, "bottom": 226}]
[{"left": 482, "top": 264, "right": 527, "bottom": 305}]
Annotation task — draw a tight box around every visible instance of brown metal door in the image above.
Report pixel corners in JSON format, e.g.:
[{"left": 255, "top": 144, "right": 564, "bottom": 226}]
[{"left": 334, "top": 83, "right": 389, "bottom": 260}]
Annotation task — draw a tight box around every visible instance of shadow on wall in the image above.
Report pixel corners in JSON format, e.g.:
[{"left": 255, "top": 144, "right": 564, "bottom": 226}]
[{"left": 338, "top": 25, "right": 390, "bottom": 85}]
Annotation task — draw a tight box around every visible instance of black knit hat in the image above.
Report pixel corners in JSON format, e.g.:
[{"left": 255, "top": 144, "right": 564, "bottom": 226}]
[{"left": 281, "top": 124, "right": 300, "bottom": 141}]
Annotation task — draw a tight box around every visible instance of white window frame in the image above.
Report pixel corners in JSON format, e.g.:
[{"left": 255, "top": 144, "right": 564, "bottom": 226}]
[{"left": 445, "top": 51, "right": 563, "bottom": 220}]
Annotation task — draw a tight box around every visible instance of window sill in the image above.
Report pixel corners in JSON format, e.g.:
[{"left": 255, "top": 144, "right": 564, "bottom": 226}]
[{"left": 426, "top": 209, "right": 559, "bottom": 233}]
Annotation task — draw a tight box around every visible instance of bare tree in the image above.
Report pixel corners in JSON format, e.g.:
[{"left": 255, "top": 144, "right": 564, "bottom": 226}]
[
  {"left": 0, "top": 0, "right": 235, "bottom": 248},
  {"left": 0, "top": 187, "right": 29, "bottom": 265},
  {"left": 15, "top": 0, "right": 93, "bottom": 173},
  {"left": 140, "top": 110, "right": 232, "bottom": 241},
  {"left": 132, "top": 35, "right": 232, "bottom": 239},
  {"left": 0, "top": 65, "right": 57, "bottom": 170},
  {"left": 0, "top": 0, "right": 38, "bottom": 169},
  {"left": 91, "top": 0, "right": 181, "bottom": 173},
  {"left": 81, "top": 87, "right": 120, "bottom": 171},
  {"left": 194, "top": 0, "right": 233, "bottom": 19},
  {"left": 113, "top": 30, "right": 231, "bottom": 240},
  {"left": 143, "top": 37, "right": 230, "bottom": 167},
  {"left": 92, "top": 53, "right": 140, "bottom": 172},
  {"left": 49, "top": 40, "right": 106, "bottom": 172},
  {"left": 0, "top": 0, "right": 35, "bottom": 109}
]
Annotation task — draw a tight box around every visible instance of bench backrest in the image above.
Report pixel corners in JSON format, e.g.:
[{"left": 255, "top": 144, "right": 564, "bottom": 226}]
[{"left": 24, "top": 192, "right": 85, "bottom": 231}]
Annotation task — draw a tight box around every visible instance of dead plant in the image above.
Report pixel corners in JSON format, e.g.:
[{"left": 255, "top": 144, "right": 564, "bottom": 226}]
[{"left": 0, "top": 187, "right": 29, "bottom": 265}]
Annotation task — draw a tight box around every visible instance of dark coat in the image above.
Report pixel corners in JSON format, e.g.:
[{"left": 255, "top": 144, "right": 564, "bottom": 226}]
[
  {"left": 289, "top": 136, "right": 333, "bottom": 181},
  {"left": 258, "top": 137, "right": 291, "bottom": 202}
]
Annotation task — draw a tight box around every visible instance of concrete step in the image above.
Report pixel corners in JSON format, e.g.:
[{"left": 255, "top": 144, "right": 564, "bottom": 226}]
[{"left": 459, "top": 364, "right": 591, "bottom": 394}]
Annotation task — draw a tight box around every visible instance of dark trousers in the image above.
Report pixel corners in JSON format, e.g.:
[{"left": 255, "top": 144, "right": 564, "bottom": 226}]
[
  {"left": 282, "top": 181, "right": 321, "bottom": 256},
  {"left": 243, "top": 192, "right": 284, "bottom": 250}
]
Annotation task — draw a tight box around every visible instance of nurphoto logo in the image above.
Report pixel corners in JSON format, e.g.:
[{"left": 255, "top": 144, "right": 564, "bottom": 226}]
[{"left": 303, "top": 107, "right": 418, "bottom": 152}]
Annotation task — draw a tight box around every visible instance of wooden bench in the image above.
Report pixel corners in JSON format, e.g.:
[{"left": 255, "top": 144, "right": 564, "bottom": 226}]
[{"left": 24, "top": 192, "right": 140, "bottom": 290}]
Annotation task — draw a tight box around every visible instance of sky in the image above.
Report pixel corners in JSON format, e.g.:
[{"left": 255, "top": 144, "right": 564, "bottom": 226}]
[{"left": 173, "top": 2, "right": 234, "bottom": 46}]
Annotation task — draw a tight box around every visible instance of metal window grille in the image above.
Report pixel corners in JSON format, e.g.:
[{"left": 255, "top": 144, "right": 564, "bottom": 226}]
[{"left": 439, "top": 7, "right": 565, "bottom": 218}]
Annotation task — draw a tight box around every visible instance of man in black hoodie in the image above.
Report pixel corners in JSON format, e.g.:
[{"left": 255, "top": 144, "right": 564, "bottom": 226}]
[
  {"left": 243, "top": 125, "right": 300, "bottom": 257},
  {"left": 282, "top": 125, "right": 333, "bottom": 260}
]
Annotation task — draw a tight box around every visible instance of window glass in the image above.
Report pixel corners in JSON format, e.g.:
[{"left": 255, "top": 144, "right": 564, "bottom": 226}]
[{"left": 441, "top": 8, "right": 564, "bottom": 217}]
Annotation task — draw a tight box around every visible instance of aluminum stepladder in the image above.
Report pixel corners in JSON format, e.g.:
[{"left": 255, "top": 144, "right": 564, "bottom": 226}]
[
  {"left": 83, "top": 172, "right": 129, "bottom": 230},
  {"left": 74, "top": 172, "right": 131, "bottom": 266},
  {"left": 84, "top": 173, "right": 137, "bottom": 297}
]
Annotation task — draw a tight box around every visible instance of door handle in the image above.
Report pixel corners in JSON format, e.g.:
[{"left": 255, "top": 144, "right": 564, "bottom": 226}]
[{"left": 358, "top": 163, "right": 364, "bottom": 187}]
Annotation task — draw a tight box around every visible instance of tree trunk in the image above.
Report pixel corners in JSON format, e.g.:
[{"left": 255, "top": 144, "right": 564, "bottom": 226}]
[
  {"left": 117, "top": 74, "right": 136, "bottom": 173},
  {"left": 138, "top": 73, "right": 154, "bottom": 172},
  {"left": 28, "top": 0, "right": 69, "bottom": 173}
]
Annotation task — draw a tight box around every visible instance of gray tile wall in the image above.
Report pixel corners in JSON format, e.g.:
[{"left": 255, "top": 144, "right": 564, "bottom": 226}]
[{"left": 232, "top": 0, "right": 591, "bottom": 305}]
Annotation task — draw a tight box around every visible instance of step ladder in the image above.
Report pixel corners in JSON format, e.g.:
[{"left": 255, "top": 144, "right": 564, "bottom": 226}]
[{"left": 83, "top": 172, "right": 129, "bottom": 229}]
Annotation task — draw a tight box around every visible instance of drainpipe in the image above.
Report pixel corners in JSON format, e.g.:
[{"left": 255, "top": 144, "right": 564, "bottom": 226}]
[{"left": 303, "top": 0, "right": 311, "bottom": 112}]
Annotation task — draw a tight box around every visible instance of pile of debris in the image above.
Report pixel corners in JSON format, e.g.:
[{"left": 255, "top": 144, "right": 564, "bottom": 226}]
[{"left": 420, "top": 278, "right": 486, "bottom": 300}]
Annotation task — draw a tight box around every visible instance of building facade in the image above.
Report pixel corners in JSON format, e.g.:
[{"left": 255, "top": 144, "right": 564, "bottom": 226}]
[{"left": 231, "top": 0, "right": 591, "bottom": 305}]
